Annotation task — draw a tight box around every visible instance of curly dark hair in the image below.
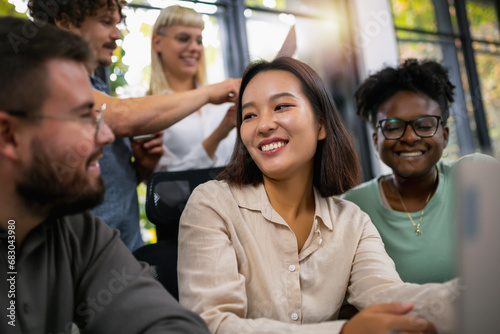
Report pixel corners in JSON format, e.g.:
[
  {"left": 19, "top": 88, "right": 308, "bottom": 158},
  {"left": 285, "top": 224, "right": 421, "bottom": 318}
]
[
  {"left": 28, "top": 0, "right": 126, "bottom": 27},
  {"left": 354, "top": 58, "right": 455, "bottom": 127}
]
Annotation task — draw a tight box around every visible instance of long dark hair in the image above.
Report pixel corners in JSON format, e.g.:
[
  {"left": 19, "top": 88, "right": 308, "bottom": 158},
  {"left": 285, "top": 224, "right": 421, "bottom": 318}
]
[{"left": 219, "top": 57, "right": 361, "bottom": 197}]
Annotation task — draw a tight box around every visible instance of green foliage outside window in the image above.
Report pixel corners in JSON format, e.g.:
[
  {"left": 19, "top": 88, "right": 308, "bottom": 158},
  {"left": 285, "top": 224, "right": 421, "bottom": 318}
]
[
  {"left": 390, "top": 0, "right": 437, "bottom": 32},
  {"left": 390, "top": 0, "right": 500, "bottom": 159},
  {"left": 0, "top": 0, "right": 27, "bottom": 18}
]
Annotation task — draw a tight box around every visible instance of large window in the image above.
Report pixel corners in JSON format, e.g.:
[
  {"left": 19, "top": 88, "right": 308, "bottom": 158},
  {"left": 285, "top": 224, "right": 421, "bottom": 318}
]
[
  {"left": 466, "top": 0, "right": 500, "bottom": 158},
  {"left": 111, "top": 0, "right": 228, "bottom": 97},
  {"left": 243, "top": 0, "right": 373, "bottom": 178},
  {"left": 390, "top": 0, "right": 500, "bottom": 159},
  {"left": 7, "top": 0, "right": 496, "bottom": 171},
  {"left": 114, "top": 0, "right": 372, "bottom": 177}
]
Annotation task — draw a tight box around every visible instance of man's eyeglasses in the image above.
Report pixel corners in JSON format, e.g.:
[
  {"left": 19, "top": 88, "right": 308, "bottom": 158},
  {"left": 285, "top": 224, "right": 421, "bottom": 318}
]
[
  {"left": 376, "top": 115, "right": 442, "bottom": 140},
  {"left": 6, "top": 104, "right": 106, "bottom": 139}
]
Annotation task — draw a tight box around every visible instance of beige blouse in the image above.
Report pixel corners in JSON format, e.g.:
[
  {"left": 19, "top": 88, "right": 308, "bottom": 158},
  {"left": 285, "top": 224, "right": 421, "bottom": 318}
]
[{"left": 178, "top": 180, "right": 457, "bottom": 334}]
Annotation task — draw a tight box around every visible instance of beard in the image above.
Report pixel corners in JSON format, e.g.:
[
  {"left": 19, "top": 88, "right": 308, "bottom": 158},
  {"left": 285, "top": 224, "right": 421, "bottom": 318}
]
[{"left": 16, "top": 139, "right": 105, "bottom": 218}]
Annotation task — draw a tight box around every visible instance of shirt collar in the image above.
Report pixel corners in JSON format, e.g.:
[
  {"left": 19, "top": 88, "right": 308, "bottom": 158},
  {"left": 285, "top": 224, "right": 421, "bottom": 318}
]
[
  {"left": 88, "top": 74, "right": 109, "bottom": 93},
  {"left": 231, "top": 182, "right": 333, "bottom": 231},
  {"left": 313, "top": 187, "right": 333, "bottom": 231}
]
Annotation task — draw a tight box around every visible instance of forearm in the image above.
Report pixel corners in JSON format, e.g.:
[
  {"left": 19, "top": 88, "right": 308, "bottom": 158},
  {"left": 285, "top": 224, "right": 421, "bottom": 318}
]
[
  {"left": 202, "top": 128, "right": 228, "bottom": 159},
  {"left": 96, "top": 87, "right": 211, "bottom": 138},
  {"left": 346, "top": 219, "right": 458, "bottom": 333}
]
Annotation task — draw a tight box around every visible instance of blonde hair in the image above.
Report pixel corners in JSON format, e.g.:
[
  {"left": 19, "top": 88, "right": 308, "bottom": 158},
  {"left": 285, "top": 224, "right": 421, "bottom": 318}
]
[{"left": 148, "top": 5, "right": 207, "bottom": 95}]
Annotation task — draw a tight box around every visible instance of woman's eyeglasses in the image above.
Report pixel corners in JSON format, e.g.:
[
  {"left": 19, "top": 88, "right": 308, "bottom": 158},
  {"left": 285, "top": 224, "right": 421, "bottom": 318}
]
[
  {"left": 376, "top": 115, "right": 442, "bottom": 140},
  {"left": 157, "top": 31, "right": 203, "bottom": 46}
]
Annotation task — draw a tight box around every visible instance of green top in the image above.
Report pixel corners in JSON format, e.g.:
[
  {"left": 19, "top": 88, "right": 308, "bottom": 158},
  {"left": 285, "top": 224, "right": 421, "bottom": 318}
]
[{"left": 342, "top": 154, "right": 491, "bottom": 284}]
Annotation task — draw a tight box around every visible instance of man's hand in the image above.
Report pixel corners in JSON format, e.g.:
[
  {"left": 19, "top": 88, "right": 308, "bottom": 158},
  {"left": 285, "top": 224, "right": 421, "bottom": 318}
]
[
  {"left": 206, "top": 78, "right": 241, "bottom": 105},
  {"left": 131, "top": 131, "right": 164, "bottom": 183}
]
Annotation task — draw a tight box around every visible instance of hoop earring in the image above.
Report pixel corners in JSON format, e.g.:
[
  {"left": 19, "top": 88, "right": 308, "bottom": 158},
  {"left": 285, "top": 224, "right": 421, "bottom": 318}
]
[{"left": 442, "top": 148, "right": 449, "bottom": 158}]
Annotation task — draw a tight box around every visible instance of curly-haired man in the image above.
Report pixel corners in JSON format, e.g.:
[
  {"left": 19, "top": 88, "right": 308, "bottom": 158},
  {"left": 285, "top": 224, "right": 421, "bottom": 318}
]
[{"left": 28, "top": 0, "right": 240, "bottom": 251}]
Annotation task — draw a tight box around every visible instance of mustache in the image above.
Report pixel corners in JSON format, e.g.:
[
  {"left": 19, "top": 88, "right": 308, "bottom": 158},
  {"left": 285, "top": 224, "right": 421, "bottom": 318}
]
[
  {"left": 87, "top": 148, "right": 104, "bottom": 165},
  {"left": 103, "top": 41, "right": 117, "bottom": 50}
]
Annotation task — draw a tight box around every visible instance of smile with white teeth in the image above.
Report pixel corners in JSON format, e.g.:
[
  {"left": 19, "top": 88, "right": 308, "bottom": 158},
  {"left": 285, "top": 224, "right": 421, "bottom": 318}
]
[
  {"left": 260, "top": 141, "right": 287, "bottom": 152},
  {"left": 398, "top": 151, "right": 423, "bottom": 157},
  {"left": 181, "top": 56, "right": 198, "bottom": 63}
]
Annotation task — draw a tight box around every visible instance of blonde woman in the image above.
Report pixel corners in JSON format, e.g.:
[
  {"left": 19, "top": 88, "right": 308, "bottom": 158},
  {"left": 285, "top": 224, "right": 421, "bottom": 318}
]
[{"left": 150, "top": 5, "right": 236, "bottom": 171}]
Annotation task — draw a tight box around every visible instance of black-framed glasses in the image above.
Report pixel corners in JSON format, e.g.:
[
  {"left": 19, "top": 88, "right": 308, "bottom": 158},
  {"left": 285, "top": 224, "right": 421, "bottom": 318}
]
[
  {"left": 376, "top": 115, "right": 442, "bottom": 140},
  {"left": 5, "top": 104, "right": 106, "bottom": 139}
]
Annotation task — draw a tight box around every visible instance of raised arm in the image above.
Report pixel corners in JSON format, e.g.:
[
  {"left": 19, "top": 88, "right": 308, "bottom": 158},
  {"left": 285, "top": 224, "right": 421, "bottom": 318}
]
[
  {"left": 155, "top": 105, "right": 236, "bottom": 172},
  {"left": 202, "top": 105, "right": 237, "bottom": 160},
  {"left": 96, "top": 78, "right": 241, "bottom": 138}
]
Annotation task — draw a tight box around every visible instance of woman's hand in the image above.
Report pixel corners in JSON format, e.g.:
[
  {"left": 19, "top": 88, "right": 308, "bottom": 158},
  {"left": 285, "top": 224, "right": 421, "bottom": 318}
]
[
  {"left": 216, "top": 105, "right": 237, "bottom": 138},
  {"left": 202, "top": 106, "right": 237, "bottom": 159},
  {"left": 341, "top": 303, "right": 436, "bottom": 334}
]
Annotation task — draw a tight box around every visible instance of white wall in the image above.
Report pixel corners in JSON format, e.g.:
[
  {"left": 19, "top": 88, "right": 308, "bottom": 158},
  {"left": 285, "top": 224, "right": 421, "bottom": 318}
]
[
  {"left": 351, "top": 0, "right": 399, "bottom": 78},
  {"left": 350, "top": 0, "right": 399, "bottom": 176}
]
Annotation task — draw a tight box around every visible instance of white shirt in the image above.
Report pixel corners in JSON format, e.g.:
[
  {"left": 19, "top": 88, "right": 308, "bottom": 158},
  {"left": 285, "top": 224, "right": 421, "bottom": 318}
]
[{"left": 155, "top": 102, "right": 236, "bottom": 171}]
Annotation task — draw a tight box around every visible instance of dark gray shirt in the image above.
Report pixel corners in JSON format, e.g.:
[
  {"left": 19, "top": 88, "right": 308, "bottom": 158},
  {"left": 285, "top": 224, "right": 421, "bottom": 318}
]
[{"left": 0, "top": 213, "right": 209, "bottom": 333}]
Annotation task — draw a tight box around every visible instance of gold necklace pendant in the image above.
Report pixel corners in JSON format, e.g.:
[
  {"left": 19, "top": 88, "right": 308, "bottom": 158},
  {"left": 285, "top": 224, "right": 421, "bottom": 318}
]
[{"left": 392, "top": 168, "right": 438, "bottom": 237}]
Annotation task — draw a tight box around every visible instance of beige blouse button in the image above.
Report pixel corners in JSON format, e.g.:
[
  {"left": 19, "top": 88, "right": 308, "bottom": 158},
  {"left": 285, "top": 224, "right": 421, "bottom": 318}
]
[
  {"left": 288, "top": 264, "right": 296, "bottom": 272},
  {"left": 291, "top": 312, "right": 299, "bottom": 321}
]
